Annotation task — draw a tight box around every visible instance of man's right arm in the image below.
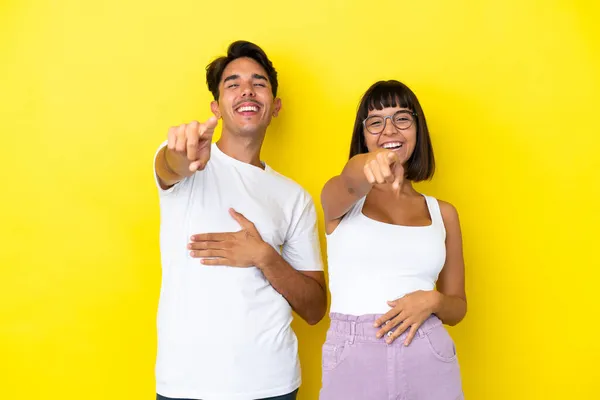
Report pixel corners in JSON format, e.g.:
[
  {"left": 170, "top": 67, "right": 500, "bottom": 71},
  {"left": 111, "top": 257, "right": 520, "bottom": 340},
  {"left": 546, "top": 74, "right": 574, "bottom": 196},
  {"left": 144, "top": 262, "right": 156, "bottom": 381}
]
[
  {"left": 155, "top": 146, "right": 190, "bottom": 189},
  {"left": 155, "top": 117, "right": 218, "bottom": 190}
]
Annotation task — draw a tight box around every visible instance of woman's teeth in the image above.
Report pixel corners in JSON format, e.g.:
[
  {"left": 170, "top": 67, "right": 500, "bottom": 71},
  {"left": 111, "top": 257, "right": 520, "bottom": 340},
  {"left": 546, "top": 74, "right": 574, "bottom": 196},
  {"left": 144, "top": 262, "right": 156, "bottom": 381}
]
[{"left": 382, "top": 142, "right": 403, "bottom": 149}]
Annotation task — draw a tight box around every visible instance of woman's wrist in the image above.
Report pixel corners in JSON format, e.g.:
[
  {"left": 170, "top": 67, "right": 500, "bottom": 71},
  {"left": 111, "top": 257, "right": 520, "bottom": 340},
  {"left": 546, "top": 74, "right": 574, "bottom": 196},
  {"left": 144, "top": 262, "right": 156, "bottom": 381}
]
[{"left": 428, "top": 290, "right": 443, "bottom": 314}]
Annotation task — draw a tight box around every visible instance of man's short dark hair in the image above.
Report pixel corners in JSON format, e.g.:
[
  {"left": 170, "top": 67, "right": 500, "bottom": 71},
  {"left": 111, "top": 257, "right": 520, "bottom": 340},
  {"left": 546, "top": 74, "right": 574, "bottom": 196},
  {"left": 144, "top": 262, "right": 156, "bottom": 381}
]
[{"left": 206, "top": 41, "right": 278, "bottom": 101}]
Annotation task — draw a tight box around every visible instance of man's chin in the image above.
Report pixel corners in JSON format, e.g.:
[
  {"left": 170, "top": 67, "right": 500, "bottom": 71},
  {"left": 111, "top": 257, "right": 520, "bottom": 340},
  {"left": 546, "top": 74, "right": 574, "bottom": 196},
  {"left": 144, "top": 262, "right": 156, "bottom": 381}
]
[{"left": 235, "top": 123, "right": 268, "bottom": 136}]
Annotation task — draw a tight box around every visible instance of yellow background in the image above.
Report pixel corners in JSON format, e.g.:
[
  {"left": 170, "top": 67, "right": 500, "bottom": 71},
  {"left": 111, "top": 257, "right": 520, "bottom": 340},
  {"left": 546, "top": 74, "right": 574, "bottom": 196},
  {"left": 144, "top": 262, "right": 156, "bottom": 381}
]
[{"left": 1, "top": 0, "right": 599, "bottom": 399}]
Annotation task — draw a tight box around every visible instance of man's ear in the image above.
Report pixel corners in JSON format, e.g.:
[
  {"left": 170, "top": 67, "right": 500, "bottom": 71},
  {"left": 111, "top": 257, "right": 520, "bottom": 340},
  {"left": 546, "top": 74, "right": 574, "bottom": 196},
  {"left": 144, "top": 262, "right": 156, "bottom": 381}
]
[
  {"left": 211, "top": 101, "right": 221, "bottom": 119},
  {"left": 272, "top": 98, "right": 282, "bottom": 117}
]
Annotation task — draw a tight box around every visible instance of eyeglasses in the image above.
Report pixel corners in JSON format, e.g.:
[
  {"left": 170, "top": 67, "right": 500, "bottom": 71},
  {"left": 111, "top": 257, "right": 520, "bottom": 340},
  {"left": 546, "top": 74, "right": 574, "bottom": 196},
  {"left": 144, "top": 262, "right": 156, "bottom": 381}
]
[{"left": 363, "top": 110, "right": 417, "bottom": 135}]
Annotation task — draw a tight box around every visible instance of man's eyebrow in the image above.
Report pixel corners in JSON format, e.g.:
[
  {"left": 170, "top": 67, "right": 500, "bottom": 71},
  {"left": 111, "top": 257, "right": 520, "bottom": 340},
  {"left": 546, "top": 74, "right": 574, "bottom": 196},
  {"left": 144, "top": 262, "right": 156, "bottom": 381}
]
[
  {"left": 223, "top": 74, "right": 240, "bottom": 83},
  {"left": 252, "top": 73, "right": 268, "bottom": 81}
]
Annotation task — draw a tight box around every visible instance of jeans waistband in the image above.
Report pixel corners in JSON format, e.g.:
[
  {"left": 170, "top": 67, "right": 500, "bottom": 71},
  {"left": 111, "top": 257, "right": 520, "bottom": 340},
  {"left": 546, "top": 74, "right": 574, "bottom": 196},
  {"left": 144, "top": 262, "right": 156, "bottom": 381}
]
[{"left": 327, "top": 312, "right": 442, "bottom": 344}]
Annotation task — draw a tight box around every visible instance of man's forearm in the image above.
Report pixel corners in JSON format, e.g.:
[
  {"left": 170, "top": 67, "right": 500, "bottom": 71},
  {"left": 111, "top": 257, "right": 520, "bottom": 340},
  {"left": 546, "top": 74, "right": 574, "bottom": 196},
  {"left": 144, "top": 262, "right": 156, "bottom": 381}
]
[
  {"left": 155, "top": 147, "right": 193, "bottom": 188},
  {"left": 256, "top": 246, "right": 327, "bottom": 325}
]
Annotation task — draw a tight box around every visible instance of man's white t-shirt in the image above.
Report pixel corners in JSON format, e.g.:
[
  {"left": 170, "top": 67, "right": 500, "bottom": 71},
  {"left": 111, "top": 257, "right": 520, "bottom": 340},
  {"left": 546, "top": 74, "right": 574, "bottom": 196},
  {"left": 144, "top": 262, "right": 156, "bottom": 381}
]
[{"left": 153, "top": 143, "right": 323, "bottom": 400}]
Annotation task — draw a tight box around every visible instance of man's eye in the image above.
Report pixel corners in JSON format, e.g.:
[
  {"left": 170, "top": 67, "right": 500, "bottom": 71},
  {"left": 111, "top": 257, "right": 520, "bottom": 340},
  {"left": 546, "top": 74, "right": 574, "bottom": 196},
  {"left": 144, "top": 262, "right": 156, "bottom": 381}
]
[
  {"left": 254, "top": 83, "right": 266, "bottom": 87},
  {"left": 227, "top": 84, "right": 239, "bottom": 88}
]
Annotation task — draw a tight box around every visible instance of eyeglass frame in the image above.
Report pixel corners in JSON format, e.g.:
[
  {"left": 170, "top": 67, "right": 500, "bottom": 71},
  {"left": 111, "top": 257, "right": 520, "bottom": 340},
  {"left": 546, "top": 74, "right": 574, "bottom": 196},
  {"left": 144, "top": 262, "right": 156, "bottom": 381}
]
[{"left": 362, "top": 110, "right": 418, "bottom": 135}]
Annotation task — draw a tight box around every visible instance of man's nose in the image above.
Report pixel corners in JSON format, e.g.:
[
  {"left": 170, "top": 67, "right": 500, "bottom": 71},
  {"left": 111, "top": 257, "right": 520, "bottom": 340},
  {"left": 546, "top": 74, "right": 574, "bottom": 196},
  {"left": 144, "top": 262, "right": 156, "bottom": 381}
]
[{"left": 241, "top": 83, "right": 256, "bottom": 97}]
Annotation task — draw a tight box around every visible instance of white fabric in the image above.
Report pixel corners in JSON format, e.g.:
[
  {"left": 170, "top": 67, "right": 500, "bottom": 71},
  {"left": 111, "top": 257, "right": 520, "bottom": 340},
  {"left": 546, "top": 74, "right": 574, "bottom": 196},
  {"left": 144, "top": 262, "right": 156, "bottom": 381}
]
[
  {"left": 326, "top": 195, "right": 446, "bottom": 316},
  {"left": 153, "top": 142, "right": 323, "bottom": 400}
]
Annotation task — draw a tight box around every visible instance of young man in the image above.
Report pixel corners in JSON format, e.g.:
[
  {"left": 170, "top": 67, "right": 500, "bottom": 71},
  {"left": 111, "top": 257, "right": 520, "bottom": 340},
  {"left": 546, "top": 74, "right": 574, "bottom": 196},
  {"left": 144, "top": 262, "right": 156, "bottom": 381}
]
[{"left": 153, "top": 41, "right": 327, "bottom": 400}]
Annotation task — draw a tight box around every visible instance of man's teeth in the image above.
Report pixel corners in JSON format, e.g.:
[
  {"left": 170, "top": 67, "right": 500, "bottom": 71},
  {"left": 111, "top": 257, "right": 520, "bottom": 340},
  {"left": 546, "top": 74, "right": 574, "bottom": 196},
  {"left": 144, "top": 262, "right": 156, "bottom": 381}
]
[
  {"left": 382, "top": 142, "right": 403, "bottom": 149},
  {"left": 237, "top": 106, "right": 259, "bottom": 112}
]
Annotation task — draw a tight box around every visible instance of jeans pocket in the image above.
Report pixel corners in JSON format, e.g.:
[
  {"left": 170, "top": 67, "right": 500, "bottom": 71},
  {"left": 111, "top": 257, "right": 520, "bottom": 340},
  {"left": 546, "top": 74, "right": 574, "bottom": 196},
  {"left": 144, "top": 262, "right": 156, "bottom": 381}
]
[
  {"left": 425, "top": 326, "right": 458, "bottom": 362},
  {"left": 321, "top": 339, "right": 349, "bottom": 371}
]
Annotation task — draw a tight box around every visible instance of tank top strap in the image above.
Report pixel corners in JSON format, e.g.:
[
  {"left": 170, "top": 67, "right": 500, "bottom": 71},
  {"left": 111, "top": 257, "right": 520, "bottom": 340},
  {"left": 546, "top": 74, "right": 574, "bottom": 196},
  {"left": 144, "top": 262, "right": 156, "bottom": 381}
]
[
  {"left": 423, "top": 195, "right": 445, "bottom": 230},
  {"left": 343, "top": 196, "right": 367, "bottom": 220}
]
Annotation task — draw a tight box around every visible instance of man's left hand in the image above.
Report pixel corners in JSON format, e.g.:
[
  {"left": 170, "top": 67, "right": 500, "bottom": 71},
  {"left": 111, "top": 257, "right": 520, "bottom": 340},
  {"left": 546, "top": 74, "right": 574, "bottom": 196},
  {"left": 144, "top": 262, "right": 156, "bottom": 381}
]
[{"left": 188, "top": 208, "right": 271, "bottom": 267}]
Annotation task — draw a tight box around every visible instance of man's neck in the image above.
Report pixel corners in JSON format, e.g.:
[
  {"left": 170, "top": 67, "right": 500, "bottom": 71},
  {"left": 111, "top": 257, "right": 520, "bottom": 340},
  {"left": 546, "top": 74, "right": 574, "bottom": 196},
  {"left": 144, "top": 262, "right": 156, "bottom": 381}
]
[{"left": 216, "top": 130, "right": 265, "bottom": 169}]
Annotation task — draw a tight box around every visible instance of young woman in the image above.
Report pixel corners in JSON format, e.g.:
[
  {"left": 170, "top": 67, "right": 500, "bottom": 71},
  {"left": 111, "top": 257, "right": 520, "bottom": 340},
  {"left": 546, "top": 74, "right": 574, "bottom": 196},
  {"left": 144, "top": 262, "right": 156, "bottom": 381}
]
[{"left": 320, "top": 80, "right": 466, "bottom": 400}]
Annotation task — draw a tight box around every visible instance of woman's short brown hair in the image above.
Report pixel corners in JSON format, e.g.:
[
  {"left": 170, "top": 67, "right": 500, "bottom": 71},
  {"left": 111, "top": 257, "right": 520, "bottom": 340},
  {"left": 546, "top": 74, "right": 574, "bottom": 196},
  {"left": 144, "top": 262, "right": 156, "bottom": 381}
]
[{"left": 349, "top": 80, "right": 435, "bottom": 182}]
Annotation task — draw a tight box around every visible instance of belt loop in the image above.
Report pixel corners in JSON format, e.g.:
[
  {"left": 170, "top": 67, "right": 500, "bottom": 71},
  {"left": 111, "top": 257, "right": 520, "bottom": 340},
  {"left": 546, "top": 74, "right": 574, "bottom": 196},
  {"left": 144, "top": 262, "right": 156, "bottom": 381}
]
[{"left": 348, "top": 321, "right": 356, "bottom": 344}]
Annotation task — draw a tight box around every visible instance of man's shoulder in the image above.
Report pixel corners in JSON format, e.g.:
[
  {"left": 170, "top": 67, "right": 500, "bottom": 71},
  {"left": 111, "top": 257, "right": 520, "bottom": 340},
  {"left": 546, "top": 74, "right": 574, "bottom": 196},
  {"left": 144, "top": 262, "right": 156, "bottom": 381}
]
[{"left": 265, "top": 167, "right": 311, "bottom": 200}]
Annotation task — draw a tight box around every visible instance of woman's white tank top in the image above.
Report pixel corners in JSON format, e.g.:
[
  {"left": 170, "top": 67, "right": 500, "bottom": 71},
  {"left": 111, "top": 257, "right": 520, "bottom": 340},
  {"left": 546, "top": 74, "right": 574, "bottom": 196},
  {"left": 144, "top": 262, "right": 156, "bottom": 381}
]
[{"left": 326, "top": 194, "right": 447, "bottom": 315}]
